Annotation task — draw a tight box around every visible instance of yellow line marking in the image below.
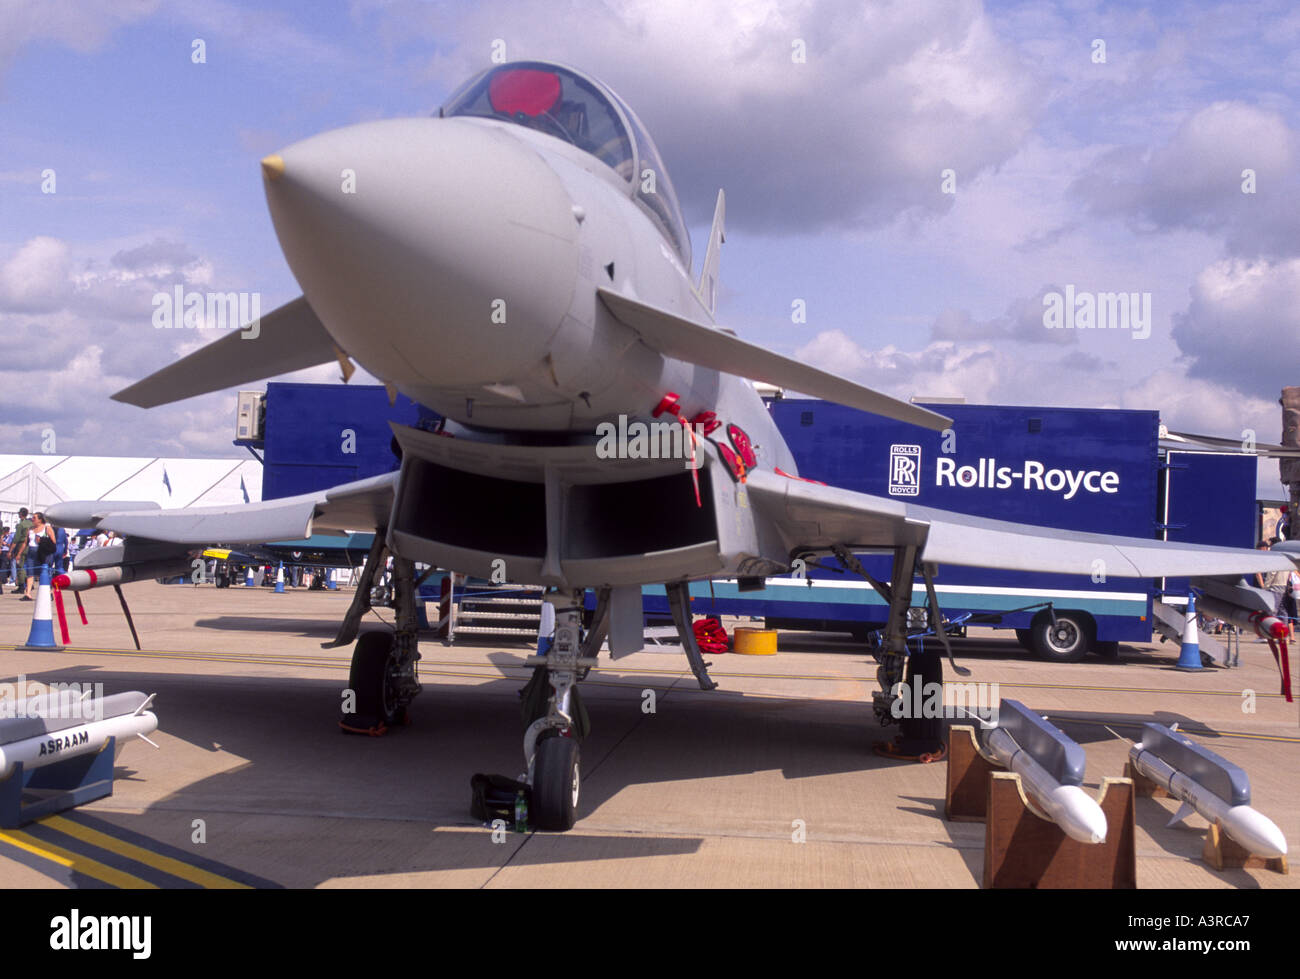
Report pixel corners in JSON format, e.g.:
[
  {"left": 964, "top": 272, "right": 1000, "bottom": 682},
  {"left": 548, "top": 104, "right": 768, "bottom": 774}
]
[
  {"left": 40, "top": 816, "right": 251, "bottom": 889},
  {"left": 0, "top": 828, "right": 157, "bottom": 889}
]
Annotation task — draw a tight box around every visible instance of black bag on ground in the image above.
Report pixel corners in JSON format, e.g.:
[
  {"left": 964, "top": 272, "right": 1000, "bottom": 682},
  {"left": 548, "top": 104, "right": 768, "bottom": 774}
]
[{"left": 470, "top": 773, "right": 528, "bottom": 824}]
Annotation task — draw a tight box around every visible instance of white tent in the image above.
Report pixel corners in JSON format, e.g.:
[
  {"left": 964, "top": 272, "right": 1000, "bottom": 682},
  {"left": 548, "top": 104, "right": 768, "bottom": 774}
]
[
  {"left": 0, "top": 455, "right": 262, "bottom": 526},
  {"left": 0, "top": 462, "right": 70, "bottom": 519}
]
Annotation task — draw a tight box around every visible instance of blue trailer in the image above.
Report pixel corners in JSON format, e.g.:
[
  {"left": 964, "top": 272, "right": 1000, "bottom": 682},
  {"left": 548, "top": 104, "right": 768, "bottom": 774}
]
[{"left": 642, "top": 401, "right": 1258, "bottom": 662}]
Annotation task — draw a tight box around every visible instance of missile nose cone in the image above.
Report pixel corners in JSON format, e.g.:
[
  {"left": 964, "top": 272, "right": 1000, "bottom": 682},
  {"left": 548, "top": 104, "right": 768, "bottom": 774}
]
[
  {"left": 1055, "top": 785, "right": 1109, "bottom": 844},
  {"left": 1223, "top": 807, "right": 1289, "bottom": 859},
  {"left": 261, "top": 154, "right": 286, "bottom": 181}
]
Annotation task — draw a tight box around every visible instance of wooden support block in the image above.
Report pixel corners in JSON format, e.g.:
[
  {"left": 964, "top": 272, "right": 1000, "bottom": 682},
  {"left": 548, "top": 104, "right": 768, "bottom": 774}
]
[
  {"left": 1202, "top": 821, "right": 1288, "bottom": 874},
  {"left": 1124, "top": 760, "right": 1168, "bottom": 798},
  {"left": 945, "top": 725, "right": 997, "bottom": 822},
  {"left": 983, "top": 773, "right": 1136, "bottom": 889}
]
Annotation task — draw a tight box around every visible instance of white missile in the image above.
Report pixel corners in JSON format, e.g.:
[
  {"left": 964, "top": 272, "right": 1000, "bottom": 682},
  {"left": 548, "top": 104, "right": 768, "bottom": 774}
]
[
  {"left": 55, "top": 561, "right": 188, "bottom": 591},
  {"left": 984, "top": 726, "right": 1109, "bottom": 844},
  {"left": 1128, "top": 725, "right": 1287, "bottom": 860},
  {"left": 0, "top": 692, "right": 158, "bottom": 779}
]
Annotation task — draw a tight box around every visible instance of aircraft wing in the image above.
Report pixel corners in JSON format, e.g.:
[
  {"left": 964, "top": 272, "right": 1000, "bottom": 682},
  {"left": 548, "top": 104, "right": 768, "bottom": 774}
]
[
  {"left": 744, "top": 468, "right": 1299, "bottom": 578},
  {"left": 46, "top": 472, "right": 396, "bottom": 545},
  {"left": 597, "top": 288, "right": 952, "bottom": 432},
  {"left": 111, "top": 296, "right": 342, "bottom": 408}
]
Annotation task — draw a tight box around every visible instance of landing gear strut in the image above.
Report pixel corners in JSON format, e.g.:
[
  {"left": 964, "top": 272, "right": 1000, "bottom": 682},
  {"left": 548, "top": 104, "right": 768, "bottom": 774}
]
[
  {"left": 831, "top": 543, "right": 949, "bottom": 761},
  {"left": 521, "top": 589, "right": 598, "bottom": 830},
  {"left": 330, "top": 531, "right": 423, "bottom": 735}
]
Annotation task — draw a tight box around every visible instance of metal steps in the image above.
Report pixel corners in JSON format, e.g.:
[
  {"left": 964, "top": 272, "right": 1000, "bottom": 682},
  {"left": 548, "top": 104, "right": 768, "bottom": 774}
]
[
  {"left": 1152, "top": 599, "right": 1234, "bottom": 667},
  {"left": 450, "top": 580, "right": 544, "bottom": 645}
]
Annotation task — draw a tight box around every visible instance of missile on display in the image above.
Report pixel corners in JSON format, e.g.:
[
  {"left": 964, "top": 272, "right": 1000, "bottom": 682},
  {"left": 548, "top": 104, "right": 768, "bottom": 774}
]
[
  {"left": 979, "top": 699, "right": 1109, "bottom": 845},
  {"left": 1128, "top": 723, "right": 1288, "bottom": 860},
  {"left": 0, "top": 691, "right": 158, "bottom": 780}
]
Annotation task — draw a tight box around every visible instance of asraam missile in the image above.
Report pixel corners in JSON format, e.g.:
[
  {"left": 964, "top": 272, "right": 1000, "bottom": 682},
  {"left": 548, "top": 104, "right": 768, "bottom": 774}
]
[
  {"left": 0, "top": 691, "right": 158, "bottom": 779},
  {"left": 979, "top": 699, "right": 1109, "bottom": 845},
  {"left": 1128, "top": 723, "right": 1287, "bottom": 860},
  {"left": 54, "top": 561, "right": 191, "bottom": 591}
]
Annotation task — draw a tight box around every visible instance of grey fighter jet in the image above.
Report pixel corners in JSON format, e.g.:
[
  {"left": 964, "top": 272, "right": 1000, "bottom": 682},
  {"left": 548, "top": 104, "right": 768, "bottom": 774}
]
[{"left": 51, "top": 61, "right": 1298, "bottom": 830}]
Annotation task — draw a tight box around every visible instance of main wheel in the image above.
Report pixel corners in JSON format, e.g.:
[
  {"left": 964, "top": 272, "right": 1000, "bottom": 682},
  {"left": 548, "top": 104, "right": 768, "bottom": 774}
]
[
  {"left": 532, "top": 734, "right": 580, "bottom": 831},
  {"left": 1029, "top": 611, "right": 1093, "bottom": 663},
  {"left": 347, "top": 631, "right": 402, "bottom": 727}
]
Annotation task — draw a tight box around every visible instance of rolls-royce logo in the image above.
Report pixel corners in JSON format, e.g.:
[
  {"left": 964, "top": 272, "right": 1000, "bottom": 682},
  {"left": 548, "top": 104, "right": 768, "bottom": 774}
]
[{"left": 888, "top": 444, "right": 921, "bottom": 496}]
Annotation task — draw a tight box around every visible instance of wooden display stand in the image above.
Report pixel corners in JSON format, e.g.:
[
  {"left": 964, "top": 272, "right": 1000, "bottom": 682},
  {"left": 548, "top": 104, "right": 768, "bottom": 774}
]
[
  {"left": 1125, "top": 760, "right": 1288, "bottom": 875},
  {"left": 946, "top": 726, "right": 1137, "bottom": 888}
]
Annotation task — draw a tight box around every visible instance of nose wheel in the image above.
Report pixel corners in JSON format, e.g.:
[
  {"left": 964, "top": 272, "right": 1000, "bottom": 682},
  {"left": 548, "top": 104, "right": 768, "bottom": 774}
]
[
  {"left": 521, "top": 588, "right": 596, "bottom": 831},
  {"left": 531, "top": 734, "right": 580, "bottom": 830}
]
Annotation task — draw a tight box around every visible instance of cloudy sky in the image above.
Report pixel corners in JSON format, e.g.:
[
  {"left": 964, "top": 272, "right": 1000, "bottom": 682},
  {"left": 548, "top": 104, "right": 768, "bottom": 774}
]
[{"left": 1, "top": 0, "right": 1296, "bottom": 492}]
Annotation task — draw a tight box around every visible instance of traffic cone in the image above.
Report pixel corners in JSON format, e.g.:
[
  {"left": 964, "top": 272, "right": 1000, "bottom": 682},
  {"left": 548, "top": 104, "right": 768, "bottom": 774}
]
[
  {"left": 1175, "top": 592, "right": 1203, "bottom": 671},
  {"left": 274, "top": 563, "right": 285, "bottom": 593},
  {"left": 244, "top": 564, "right": 255, "bottom": 587},
  {"left": 19, "top": 565, "right": 64, "bottom": 651}
]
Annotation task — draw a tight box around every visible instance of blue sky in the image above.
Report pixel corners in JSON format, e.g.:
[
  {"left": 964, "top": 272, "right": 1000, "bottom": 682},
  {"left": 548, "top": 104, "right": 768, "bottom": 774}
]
[{"left": 1, "top": 0, "right": 1297, "bottom": 493}]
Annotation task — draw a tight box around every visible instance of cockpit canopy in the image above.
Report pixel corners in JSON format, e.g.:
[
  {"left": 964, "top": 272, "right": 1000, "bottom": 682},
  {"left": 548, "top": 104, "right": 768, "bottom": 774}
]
[{"left": 442, "top": 61, "right": 691, "bottom": 268}]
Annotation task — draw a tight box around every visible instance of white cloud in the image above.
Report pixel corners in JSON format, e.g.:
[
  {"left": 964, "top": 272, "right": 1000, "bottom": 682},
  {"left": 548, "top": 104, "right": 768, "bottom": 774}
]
[
  {"left": 1172, "top": 256, "right": 1300, "bottom": 397},
  {"left": 794, "top": 326, "right": 1285, "bottom": 445},
  {"left": 0, "top": 0, "right": 160, "bottom": 81},
  {"left": 354, "top": 0, "right": 1044, "bottom": 235}
]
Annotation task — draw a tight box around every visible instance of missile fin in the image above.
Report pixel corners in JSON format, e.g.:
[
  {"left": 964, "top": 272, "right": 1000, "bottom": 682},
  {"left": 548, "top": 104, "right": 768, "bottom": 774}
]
[{"left": 1167, "top": 800, "right": 1196, "bottom": 827}]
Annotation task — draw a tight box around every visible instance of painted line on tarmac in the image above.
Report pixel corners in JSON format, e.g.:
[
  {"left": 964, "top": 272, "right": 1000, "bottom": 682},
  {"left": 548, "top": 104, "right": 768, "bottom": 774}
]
[
  {"left": 0, "top": 828, "right": 157, "bottom": 889},
  {"left": 39, "top": 815, "right": 253, "bottom": 889},
  {"left": 2, "top": 813, "right": 276, "bottom": 889},
  {"left": 1044, "top": 716, "right": 1300, "bottom": 744}
]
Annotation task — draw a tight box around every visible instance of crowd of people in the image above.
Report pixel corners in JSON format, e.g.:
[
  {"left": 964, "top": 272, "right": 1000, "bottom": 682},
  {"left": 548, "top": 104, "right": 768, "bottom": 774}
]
[{"left": 0, "top": 507, "right": 123, "bottom": 600}]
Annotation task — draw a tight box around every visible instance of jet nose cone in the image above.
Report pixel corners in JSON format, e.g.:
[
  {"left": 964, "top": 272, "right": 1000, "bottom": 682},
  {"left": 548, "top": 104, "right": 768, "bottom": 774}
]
[
  {"left": 260, "top": 154, "right": 285, "bottom": 181},
  {"left": 262, "top": 117, "right": 578, "bottom": 389}
]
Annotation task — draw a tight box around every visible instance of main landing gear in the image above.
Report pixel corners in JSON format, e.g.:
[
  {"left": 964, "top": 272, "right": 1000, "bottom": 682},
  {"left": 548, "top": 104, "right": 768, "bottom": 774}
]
[
  {"left": 829, "top": 543, "right": 968, "bottom": 762},
  {"left": 326, "top": 531, "right": 423, "bottom": 736}
]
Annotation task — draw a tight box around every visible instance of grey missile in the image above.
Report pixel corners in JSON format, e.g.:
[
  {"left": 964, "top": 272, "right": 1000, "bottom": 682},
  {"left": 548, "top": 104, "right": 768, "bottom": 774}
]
[
  {"left": 979, "top": 700, "right": 1108, "bottom": 845},
  {"left": 1128, "top": 723, "right": 1287, "bottom": 860}
]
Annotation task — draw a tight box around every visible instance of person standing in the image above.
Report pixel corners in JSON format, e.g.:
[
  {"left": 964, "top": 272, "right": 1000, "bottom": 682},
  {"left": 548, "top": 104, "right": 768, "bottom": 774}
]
[
  {"left": 23, "top": 512, "right": 56, "bottom": 601},
  {"left": 9, "top": 508, "right": 32, "bottom": 597},
  {"left": 0, "top": 526, "right": 10, "bottom": 591}
]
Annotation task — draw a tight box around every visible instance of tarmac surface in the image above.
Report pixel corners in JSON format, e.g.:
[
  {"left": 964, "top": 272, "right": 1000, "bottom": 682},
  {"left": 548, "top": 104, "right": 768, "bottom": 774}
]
[{"left": 1, "top": 580, "right": 1297, "bottom": 889}]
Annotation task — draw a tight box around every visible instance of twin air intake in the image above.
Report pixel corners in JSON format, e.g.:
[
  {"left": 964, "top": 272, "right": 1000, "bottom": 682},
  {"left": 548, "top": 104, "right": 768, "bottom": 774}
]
[{"left": 889, "top": 445, "right": 1120, "bottom": 501}]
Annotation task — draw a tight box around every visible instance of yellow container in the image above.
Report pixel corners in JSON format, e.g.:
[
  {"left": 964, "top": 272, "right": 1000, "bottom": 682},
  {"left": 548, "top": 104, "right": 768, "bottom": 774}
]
[{"left": 733, "top": 627, "right": 777, "bottom": 656}]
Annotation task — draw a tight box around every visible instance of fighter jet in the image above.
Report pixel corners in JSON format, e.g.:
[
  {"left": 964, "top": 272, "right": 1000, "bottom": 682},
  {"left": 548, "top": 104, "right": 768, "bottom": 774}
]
[{"left": 50, "top": 61, "right": 1299, "bottom": 830}]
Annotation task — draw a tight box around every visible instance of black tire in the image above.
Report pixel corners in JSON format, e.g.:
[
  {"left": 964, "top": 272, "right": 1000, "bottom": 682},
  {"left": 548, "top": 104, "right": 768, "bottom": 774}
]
[
  {"left": 532, "top": 735, "right": 580, "bottom": 831},
  {"left": 1029, "top": 611, "right": 1093, "bottom": 663},
  {"left": 348, "top": 631, "right": 401, "bottom": 725},
  {"left": 1013, "top": 628, "right": 1033, "bottom": 651}
]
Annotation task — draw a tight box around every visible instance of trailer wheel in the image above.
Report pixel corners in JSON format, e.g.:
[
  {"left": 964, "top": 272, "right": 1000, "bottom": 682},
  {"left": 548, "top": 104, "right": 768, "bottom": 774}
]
[
  {"left": 1029, "top": 611, "right": 1093, "bottom": 663},
  {"left": 1092, "top": 640, "right": 1120, "bottom": 659}
]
